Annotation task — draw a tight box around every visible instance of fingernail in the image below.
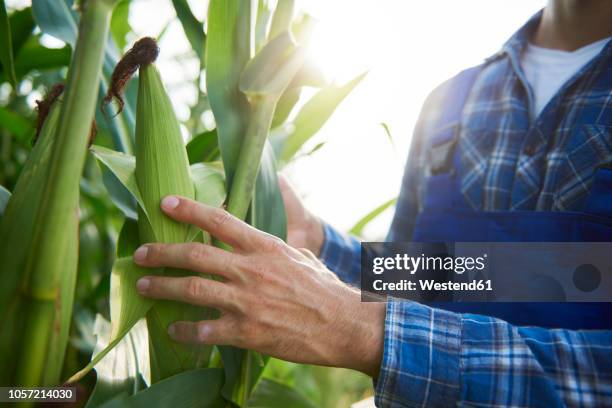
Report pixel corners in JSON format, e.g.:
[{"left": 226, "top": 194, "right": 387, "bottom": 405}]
[
  {"left": 168, "top": 324, "right": 176, "bottom": 338},
  {"left": 136, "top": 278, "right": 150, "bottom": 292},
  {"left": 134, "top": 246, "right": 148, "bottom": 263},
  {"left": 161, "top": 196, "right": 180, "bottom": 211}
]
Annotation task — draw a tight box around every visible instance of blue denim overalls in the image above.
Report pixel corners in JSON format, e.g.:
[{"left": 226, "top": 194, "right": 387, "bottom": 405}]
[{"left": 412, "top": 66, "right": 612, "bottom": 330}]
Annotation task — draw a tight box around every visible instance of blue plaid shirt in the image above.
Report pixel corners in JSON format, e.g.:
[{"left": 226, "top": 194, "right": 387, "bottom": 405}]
[{"left": 320, "top": 12, "right": 612, "bottom": 408}]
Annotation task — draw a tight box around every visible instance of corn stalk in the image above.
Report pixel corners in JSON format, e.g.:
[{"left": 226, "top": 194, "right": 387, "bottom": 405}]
[{"left": 0, "top": 0, "right": 117, "bottom": 388}]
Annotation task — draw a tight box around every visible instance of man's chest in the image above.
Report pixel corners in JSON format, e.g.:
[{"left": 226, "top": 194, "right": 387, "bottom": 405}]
[{"left": 457, "top": 60, "right": 612, "bottom": 213}]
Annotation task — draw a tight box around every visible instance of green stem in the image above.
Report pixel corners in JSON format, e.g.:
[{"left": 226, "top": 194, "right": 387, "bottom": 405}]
[
  {"left": 15, "top": 0, "right": 116, "bottom": 386},
  {"left": 225, "top": 97, "right": 276, "bottom": 221},
  {"left": 222, "top": 97, "right": 277, "bottom": 407}
]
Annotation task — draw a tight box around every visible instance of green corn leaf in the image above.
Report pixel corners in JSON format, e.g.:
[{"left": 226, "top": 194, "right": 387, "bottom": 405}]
[
  {"left": 13, "top": 43, "right": 71, "bottom": 79},
  {"left": 84, "top": 315, "right": 148, "bottom": 408},
  {"left": 206, "top": 0, "right": 253, "bottom": 188},
  {"left": 110, "top": 0, "right": 130, "bottom": 51},
  {"left": 97, "top": 368, "right": 226, "bottom": 408},
  {"left": 0, "top": 106, "right": 32, "bottom": 143},
  {"left": 117, "top": 219, "right": 140, "bottom": 258},
  {"left": 186, "top": 129, "right": 219, "bottom": 164},
  {"left": 101, "top": 166, "right": 138, "bottom": 220},
  {"left": 0, "top": 185, "right": 10, "bottom": 217},
  {"left": 271, "top": 86, "right": 300, "bottom": 128},
  {"left": 252, "top": 142, "right": 287, "bottom": 240},
  {"left": 7, "top": 6, "right": 35, "bottom": 56},
  {"left": 290, "top": 58, "right": 328, "bottom": 89},
  {"left": 267, "top": 0, "right": 294, "bottom": 41},
  {"left": 92, "top": 147, "right": 227, "bottom": 223},
  {"left": 0, "top": 0, "right": 18, "bottom": 86},
  {"left": 68, "top": 257, "right": 157, "bottom": 384},
  {"left": 349, "top": 197, "right": 398, "bottom": 236},
  {"left": 91, "top": 145, "right": 146, "bottom": 218},
  {"left": 279, "top": 72, "right": 366, "bottom": 163},
  {"left": 254, "top": 0, "right": 273, "bottom": 52},
  {"left": 191, "top": 162, "right": 226, "bottom": 208},
  {"left": 248, "top": 379, "right": 317, "bottom": 408},
  {"left": 172, "top": 0, "right": 206, "bottom": 65},
  {"left": 109, "top": 258, "right": 155, "bottom": 357},
  {"left": 239, "top": 31, "right": 305, "bottom": 99},
  {"left": 31, "top": 0, "right": 78, "bottom": 46},
  {"left": 271, "top": 61, "right": 329, "bottom": 128}
]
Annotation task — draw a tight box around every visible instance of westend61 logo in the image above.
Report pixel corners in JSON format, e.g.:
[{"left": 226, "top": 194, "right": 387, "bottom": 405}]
[
  {"left": 361, "top": 242, "right": 612, "bottom": 302},
  {"left": 372, "top": 253, "right": 488, "bottom": 275}
]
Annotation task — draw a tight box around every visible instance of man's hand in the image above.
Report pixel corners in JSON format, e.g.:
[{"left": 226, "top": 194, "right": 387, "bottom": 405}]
[
  {"left": 278, "top": 175, "right": 325, "bottom": 256},
  {"left": 134, "top": 196, "right": 385, "bottom": 377}
]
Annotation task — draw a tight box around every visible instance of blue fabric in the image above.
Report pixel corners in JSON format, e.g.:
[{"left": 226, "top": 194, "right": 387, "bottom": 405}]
[
  {"left": 375, "top": 300, "right": 612, "bottom": 408},
  {"left": 318, "top": 10, "right": 612, "bottom": 407}
]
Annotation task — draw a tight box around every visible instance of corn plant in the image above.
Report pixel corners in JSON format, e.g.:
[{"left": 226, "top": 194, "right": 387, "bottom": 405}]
[{"left": 0, "top": 0, "right": 363, "bottom": 405}]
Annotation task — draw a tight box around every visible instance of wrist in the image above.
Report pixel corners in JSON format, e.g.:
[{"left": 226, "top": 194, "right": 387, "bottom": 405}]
[{"left": 331, "top": 288, "right": 386, "bottom": 377}]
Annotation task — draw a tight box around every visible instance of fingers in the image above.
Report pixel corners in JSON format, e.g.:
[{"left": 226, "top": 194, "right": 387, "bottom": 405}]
[
  {"left": 136, "top": 275, "right": 237, "bottom": 311},
  {"left": 134, "top": 242, "right": 241, "bottom": 280},
  {"left": 168, "top": 318, "right": 236, "bottom": 345},
  {"left": 160, "top": 195, "right": 290, "bottom": 254}
]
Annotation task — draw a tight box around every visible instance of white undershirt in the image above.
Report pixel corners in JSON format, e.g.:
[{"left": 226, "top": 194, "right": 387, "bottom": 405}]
[{"left": 520, "top": 37, "right": 611, "bottom": 118}]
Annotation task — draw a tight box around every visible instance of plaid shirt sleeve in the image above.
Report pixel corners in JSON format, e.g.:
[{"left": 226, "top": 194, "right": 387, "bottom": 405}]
[
  {"left": 375, "top": 299, "right": 612, "bottom": 407},
  {"left": 319, "top": 222, "right": 362, "bottom": 286}
]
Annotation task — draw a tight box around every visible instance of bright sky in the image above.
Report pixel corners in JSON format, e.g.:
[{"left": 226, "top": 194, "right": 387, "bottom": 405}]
[
  {"left": 284, "top": 0, "right": 546, "bottom": 238},
  {"left": 10, "top": 0, "right": 547, "bottom": 238},
  {"left": 138, "top": 0, "right": 547, "bottom": 239}
]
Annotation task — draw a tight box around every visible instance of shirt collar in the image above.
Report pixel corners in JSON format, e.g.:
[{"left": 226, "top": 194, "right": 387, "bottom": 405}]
[{"left": 486, "top": 10, "right": 543, "bottom": 63}]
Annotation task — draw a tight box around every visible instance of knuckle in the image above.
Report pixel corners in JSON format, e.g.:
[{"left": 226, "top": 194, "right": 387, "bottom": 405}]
[
  {"left": 250, "top": 261, "right": 268, "bottom": 281},
  {"left": 184, "top": 277, "right": 205, "bottom": 301},
  {"left": 220, "top": 252, "right": 234, "bottom": 271},
  {"left": 237, "top": 320, "right": 258, "bottom": 342},
  {"left": 211, "top": 208, "right": 233, "bottom": 228},
  {"left": 298, "top": 247, "right": 313, "bottom": 258},
  {"left": 195, "top": 323, "right": 213, "bottom": 343},
  {"left": 176, "top": 198, "right": 194, "bottom": 216},
  {"left": 262, "top": 235, "right": 285, "bottom": 253},
  {"left": 187, "top": 244, "right": 207, "bottom": 264}
]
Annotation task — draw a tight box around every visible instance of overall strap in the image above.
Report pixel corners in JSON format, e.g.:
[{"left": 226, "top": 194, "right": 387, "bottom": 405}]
[{"left": 424, "top": 65, "right": 483, "bottom": 209}]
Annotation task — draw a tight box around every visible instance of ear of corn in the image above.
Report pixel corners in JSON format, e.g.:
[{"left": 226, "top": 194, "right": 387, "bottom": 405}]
[
  {"left": 135, "top": 63, "right": 194, "bottom": 244},
  {"left": 69, "top": 41, "right": 228, "bottom": 384},
  {"left": 135, "top": 60, "right": 217, "bottom": 383}
]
